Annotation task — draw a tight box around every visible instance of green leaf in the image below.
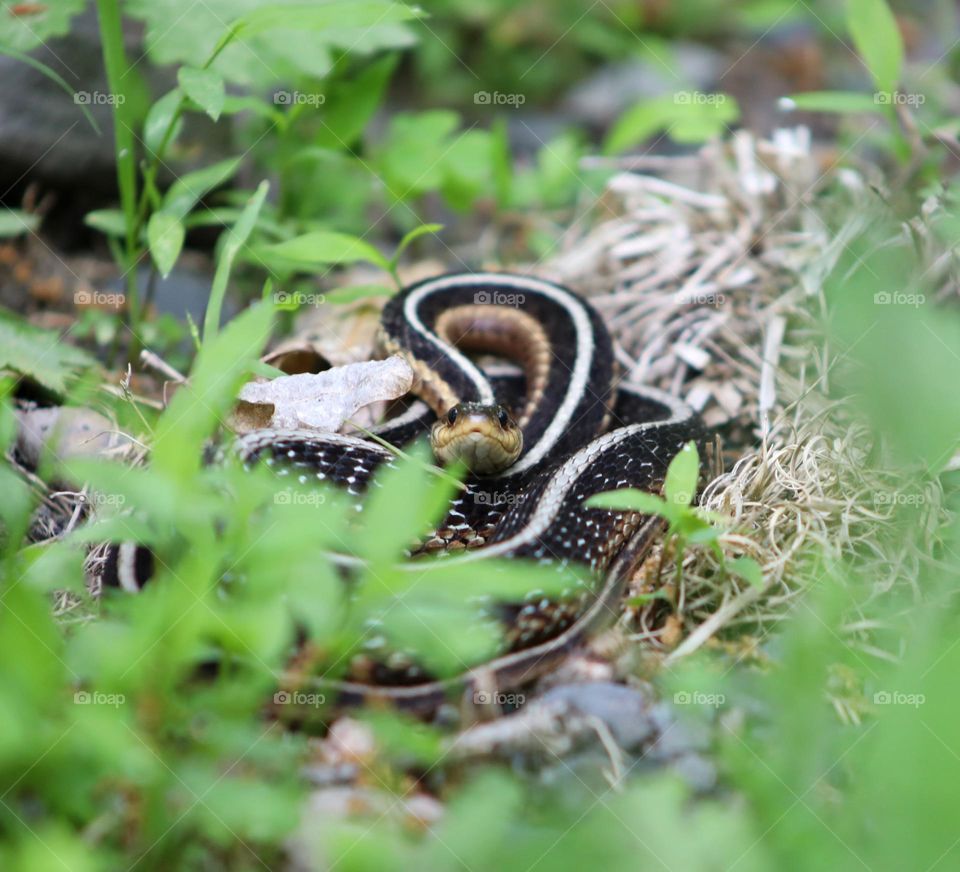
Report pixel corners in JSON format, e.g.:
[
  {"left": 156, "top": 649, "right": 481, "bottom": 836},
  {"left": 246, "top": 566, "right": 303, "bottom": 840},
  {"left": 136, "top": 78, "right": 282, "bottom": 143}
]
[
  {"left": 392, "top": 223, "right": 443, "bottom": 265},
  {"left": 0, "top": 0, "right": 85, "bottom": 53},
  {"left": 780, "top": 91, "right": 884, "bottom": 114},
  {"left": 586, "top": 488, "right": 669, "bottom": 515},
  {"left": 177, "top": 65, "right": 225, "bottom": 121},
  {"left": 314, "top": 54, "right": 398, "bottom": 149},
  {"left": 203, "top": 180, "right": 270, "bottom": 342},
  {"left": 229, "top": 2, "right": 422, "bottom": 41},
  {"left": 846, "top": 0, "right": 903, "bottom": 95},
  {"left": 154, "top": 302, "right": 273, "bottom": 478},
  {"left": 127, "top": 0, "right": 418, "bottom": 89},
  {"left": 324, "top": 284, "right": 395, "bottom": 305},
  {"left": 0, "top": 209, "right": 39, "bottom": 238},
  {"left": 605, "top": 94, "right": 739, "bottom": 153},
  {"left": 0, "top": 311, "right": 98, "bottom": 393},
  {"left": 375, "top": 110, "right": 460, "bottom": 195},
  {"left": 143, "top": 88, "right": 183, "bottom": 155},
  {"left": 359, "top": 443, "right": 460, "bottom": 568},
  {"left": 728, "top": 556, "right": 765, "bottom": 590},
  {"left": 261, "top": 231, "right": 388, "bottom": 271},
  {"left": 0, "top": 47, "right": 99, "bottom": 134},
  {"left": 84, "top": 209, "right": 127, "bottom": 238},
  {"left": 147, "top": 212, "right": 185, "bottom": 278},
  {"left": 663, "top": 442, "right": 699, "bottom": 508},
  {"left": 162, "top": 156, "right": 242, "bottom": 221}
]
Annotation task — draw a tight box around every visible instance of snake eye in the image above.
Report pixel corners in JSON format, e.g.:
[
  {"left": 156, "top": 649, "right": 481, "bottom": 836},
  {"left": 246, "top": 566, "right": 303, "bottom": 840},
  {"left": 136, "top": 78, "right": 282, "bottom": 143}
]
[
  {"left": 446, "top": 407, "right": 458, "bottom": 425},
  {"left": 497, "top": 407, "right": 510, "bottom": 427}
]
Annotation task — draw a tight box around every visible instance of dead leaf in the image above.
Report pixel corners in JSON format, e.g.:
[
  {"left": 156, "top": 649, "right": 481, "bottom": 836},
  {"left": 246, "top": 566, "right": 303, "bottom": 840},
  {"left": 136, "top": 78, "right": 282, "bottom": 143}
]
[{"left": 235, "top": 355, "right": 414, "bottom": 433}]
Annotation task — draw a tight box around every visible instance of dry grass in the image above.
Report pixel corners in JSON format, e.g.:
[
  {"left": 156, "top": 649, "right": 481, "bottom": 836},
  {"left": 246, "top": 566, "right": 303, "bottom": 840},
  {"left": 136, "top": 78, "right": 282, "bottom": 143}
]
[{"left": 538, "top": 128, "right": 949, "bottom": 668}]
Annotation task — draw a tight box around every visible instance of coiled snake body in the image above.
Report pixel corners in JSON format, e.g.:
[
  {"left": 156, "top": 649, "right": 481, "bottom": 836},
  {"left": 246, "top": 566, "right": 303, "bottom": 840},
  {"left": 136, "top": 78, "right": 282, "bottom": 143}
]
[{"left": 106, "top": 273, "right": 705, "bottom": 712}]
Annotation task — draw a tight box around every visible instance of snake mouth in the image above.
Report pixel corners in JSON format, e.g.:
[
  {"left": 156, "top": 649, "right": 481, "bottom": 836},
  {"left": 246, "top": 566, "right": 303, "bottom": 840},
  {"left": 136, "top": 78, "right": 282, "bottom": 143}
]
[{"left": 430, "top": 402, "right": 523, "bottom": 475}]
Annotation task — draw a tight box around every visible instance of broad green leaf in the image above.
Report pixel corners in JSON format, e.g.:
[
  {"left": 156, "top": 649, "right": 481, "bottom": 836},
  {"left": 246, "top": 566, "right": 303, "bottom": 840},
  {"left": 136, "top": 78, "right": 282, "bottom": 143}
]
[
  {"left": 143, "top": 88, "right": 183, "bottom": 155},
  {"left": 0, "top": 311, "right": 98, "bottom": 393},
  {"left": 728, "top": 556, "right": 765, "bottom": 590},
  {"left": 204, "top": 180, "right": 270, "bottom": 341},
  {"left": 359, "top": 443, "right": 460, "bottom": 568},
  {"left": 376, "top": 110, "right": 461, "bottom": 195},
  {"left": 324, "top": 284, "right": 395, "bottom": 305},
  {"left": 154, "top": 302, "right": 273, "bottom": 478},
  {"left": 127, "top": 0, "right": 418, "bottom": 89},
  {"left": 147, "top": 211, "right": 185, "bottom": 278},
  {"left": 84, "top": 209, "right": 127, "bottom": 238},
  {"left": 663, "top": 442, "right": 700, "bottom": 508},
  {"left": 162, "top": 156, "right": 242, "bottom": 221},
  {"left": 0, "top": 0, "right": 85, "bottom": 53},
  {"left": 780, "top": 91, "right": 883, "bottom": 114},
  {"left": 178, "top": 65, "right": 225, "bottom": 121},
  {"left": 413, "top": 557, "right": 579, "bottom": 601},
  {"left": 261, "top": 231, "right": 388, "bottom": 271},
  {"left": 315, "top": 54, "right": 398, "bottom": 149},
  {"left": 846, "top": 0, "right": 903, "bottom": 95},
  {"left": 0, "top": 209, "right": 39, "bottom": 238},
  {"left": 378, "top": 593, "right": 501, "bottom": 676},
  {"left": 229, "top": 2, "right": 422, "bottom": 41},
  {"left": 605, "top": 94, "right": 739, "bottom": 153}
]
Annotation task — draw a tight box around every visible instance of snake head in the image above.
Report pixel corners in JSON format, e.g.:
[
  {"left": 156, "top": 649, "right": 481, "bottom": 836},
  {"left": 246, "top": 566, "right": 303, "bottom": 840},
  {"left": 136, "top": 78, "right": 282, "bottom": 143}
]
[{"left": 430, "top": 402, "right": 523, "bottom": 475}]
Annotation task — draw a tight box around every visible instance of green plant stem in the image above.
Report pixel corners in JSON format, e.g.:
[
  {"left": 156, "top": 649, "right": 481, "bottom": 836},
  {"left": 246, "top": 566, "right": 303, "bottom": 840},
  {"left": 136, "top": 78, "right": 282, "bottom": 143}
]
[{"left": 95, "top": 0, "right": 141, "bottom": 357}]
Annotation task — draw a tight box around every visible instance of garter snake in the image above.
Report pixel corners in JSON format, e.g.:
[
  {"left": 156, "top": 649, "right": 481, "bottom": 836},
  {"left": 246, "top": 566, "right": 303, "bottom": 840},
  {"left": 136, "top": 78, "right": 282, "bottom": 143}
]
[{"left": 105, "top": 272, "right": 705, "bottom": 713}]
